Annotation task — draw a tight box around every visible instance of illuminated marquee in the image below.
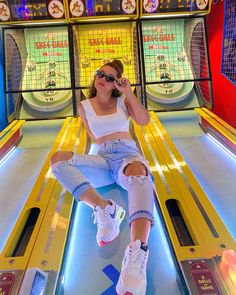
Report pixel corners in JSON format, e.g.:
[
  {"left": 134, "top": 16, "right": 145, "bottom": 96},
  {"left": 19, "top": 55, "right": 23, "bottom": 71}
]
[
  {"left": 142, "top": 0, "right": 209, "bottom": 14},
  {"left": 68, "top": 0, "right": 137, "bottom": 18},
  {"left": 0, "top": 0, "right": 65, "bottom": 22},
  {"left": 11, "top": 3, "right": 47, "bottom": 20}
]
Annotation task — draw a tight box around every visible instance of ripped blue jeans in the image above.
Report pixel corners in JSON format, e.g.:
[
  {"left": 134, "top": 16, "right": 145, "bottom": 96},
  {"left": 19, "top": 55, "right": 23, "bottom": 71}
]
[{"left": 51, "top": 139, "right": 154, "bottom": 226}]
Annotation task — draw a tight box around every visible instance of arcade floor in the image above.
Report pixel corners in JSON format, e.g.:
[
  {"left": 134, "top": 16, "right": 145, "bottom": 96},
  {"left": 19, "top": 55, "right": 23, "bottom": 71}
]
[{"left": 0, "top": 110, "right": 235, "bottom": 295}]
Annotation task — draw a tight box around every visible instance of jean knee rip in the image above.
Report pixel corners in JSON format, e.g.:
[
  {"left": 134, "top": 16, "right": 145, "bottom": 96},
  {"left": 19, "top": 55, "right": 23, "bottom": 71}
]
[
  {"left": 122, "top": 157, "right": 150, "bottom": 170},
  {"left": 120, "top": 157, "right": 151, "bottom": 178}
]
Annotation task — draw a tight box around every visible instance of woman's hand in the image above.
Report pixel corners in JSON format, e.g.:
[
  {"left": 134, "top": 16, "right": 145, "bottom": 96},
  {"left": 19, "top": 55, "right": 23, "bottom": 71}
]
[
  {"left": 115, "top": 78, "right": 132, "bottom": 96},
  {"left": 115, "top": 78, "right": 150, "bottom": 126}
]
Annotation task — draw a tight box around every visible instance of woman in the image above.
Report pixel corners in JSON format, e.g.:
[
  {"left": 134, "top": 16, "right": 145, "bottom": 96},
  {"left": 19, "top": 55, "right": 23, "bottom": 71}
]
[{"left": 51, "top": 59, "right": 154, "bottom": 295}]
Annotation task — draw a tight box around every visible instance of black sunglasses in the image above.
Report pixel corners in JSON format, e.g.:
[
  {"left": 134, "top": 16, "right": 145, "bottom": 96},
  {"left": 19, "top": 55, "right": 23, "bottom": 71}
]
[{"left": 96, "top": 70, "right": 116, "bottom": 83}]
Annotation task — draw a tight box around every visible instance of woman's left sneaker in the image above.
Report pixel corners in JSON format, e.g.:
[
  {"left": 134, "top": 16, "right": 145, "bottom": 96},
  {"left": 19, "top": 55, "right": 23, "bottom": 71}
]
[{"left": 93, "top": 199, "right": 125, "bottom": 246}]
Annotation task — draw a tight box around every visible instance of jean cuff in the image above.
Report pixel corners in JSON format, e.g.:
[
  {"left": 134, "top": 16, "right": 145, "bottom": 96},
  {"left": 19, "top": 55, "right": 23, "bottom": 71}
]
[
  {"left": 129, "top": 210, "right": 154, "bottom": 227},
  {"left": 72, "top": 182, "right": 93, "bottom": 201}
]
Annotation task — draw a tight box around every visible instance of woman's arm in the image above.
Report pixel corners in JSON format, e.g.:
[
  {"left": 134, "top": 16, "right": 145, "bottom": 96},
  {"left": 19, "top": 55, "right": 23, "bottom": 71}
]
[{"left": 115, "top": 78, "right": 150, "bottom": 126}]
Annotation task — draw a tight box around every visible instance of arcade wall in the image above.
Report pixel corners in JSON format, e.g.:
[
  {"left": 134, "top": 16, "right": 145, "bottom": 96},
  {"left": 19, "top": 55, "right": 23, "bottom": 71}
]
[{"left": 206, "top": 1, "right": 236, "bottom": 128}]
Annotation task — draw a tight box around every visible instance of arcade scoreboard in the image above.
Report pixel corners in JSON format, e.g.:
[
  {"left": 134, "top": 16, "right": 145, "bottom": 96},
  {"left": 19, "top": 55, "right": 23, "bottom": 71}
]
[
  {"left": 140, "top": 0, "right": 212, "bottom": 16},
  {"left": 66, "top": 0, "right": 138, "bottom": 21},
  {"left": 0, "top": 0, "right": 66, "bottom": 24}
]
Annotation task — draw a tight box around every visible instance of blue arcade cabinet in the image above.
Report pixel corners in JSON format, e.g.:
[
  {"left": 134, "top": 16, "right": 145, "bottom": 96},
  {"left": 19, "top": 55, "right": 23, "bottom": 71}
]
[{"left": 0, "top": 30, "right": 7, "bottom": 132}]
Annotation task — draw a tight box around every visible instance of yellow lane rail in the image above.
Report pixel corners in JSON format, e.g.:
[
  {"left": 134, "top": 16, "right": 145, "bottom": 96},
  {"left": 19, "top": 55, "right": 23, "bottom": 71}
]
[
  {"left": 195, "top": 108, "right": 236, "bottom": 153},
  {"left": 133, "top": 111, "right": 235, "bottom": 262},
  {"left": 152, "top": 111, "right": 235, "bottom": 254},
  {"left": 134, "top": 119, "right": 209, "bottom": 261},
  {"left": 0, "top": 121, "right": 20, "bottom": 139},
  {"left": 133, "top": 111, "right": 235, "bottom": 293},
  {"left": 0, "top": 117, "right": 83, "bottom": 274},
  {"left": 197, "top": 107, "right": 236, "bottom": 139},
  {"left": 25, "top": 123, "right": 87, "bottom": 294},
  {"left": 0, "top": 120, "right": 25, "bottom": 157}
]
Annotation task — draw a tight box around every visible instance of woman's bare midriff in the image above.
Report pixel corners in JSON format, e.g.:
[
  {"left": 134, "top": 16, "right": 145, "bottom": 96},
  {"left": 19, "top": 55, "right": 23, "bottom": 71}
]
[{"left": 95, "top": 131, "right": 132, "bottom": 144}]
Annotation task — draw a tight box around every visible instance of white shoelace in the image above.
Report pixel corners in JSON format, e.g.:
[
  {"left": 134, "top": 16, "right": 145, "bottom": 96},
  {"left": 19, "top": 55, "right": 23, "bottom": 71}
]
[
  {"left": 124, "top": 247, "right": 148, "bottom": 276},
  {"left": 93, "top": 208, "right": 110, "bottom": 229}
]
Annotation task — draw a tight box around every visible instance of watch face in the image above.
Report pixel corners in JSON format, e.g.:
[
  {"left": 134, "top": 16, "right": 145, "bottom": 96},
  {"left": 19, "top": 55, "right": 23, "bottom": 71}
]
[
  {"left": 70, "top": 0, "right": 85, "bottom": 17},
  {"left": 143, "top": 0, "right": 159, "bottom": 13},
  {"left": 122, "top": 0, "right": 136, "bottom": 14},
  {"left": 196, "top": 0, "right": 209, "bottom": 10},
  {"left": 48, "top": 0, "right": 65, "bottom": 18},
  {"left": 0, "top": 3, "right": 10, "bottom": 21}
]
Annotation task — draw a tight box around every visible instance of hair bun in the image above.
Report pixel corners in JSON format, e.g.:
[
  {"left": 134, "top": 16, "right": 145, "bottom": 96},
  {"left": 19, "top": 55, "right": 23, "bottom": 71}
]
[{"left": 111, "top": 59, "right": 124, "bottom": 73}]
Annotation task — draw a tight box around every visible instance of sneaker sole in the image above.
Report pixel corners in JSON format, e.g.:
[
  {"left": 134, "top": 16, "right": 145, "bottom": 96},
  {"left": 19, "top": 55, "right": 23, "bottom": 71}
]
[
  {"left": 117, "top": 289, "right": 143, "bottom": 295},
  {"left": 116, "top": 278, "right": 146, "bottom": 295},
  {"left": 98, "top": 207, "right": 126, "bottom": 247},
  {"left": 99, "top": 235, "right": 119, "bottom": 247}
]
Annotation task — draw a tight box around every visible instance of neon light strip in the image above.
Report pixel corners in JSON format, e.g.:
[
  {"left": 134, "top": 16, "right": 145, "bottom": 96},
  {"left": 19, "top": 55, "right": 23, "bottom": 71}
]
[
  {"left": 207, "top": 133, "right": 236, "bottom": 161},
  {"left": 0, "top": 146, "right": 17, "bottom": 166}
]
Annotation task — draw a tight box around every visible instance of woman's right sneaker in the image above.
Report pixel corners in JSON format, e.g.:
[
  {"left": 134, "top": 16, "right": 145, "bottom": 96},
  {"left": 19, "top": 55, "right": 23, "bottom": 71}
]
[
  {"left": 116, "top": 240, "right": 149, "bottom": 295},
  {"left": 93, "top": 199, "right": 125, "bottom": 247}
]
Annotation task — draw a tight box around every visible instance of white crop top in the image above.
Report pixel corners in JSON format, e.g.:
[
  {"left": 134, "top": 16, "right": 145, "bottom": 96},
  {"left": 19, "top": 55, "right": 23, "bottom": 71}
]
[{"left": 81, "top": 96, "right": 130, "bottom": 138}]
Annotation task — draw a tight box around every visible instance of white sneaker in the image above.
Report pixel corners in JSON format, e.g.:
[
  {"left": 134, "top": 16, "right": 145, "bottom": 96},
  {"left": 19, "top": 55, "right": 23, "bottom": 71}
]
[
  {"left": 116, "top": 240, "right": 149, "bottom": 295},
  {"left": 93, "top": 199, "right": 125, "bottom": 247}
]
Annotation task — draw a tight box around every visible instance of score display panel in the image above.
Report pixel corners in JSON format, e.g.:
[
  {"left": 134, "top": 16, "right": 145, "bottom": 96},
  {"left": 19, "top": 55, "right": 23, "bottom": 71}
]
[
  {"left": 141, "top": 0, "right": 211, "bottom": 15},
  {"left": 67, "top": 0, "right": 138, "bottom": 20},
  {"left": 0, "top": 0, "right": 65, "bottom": 23}
]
